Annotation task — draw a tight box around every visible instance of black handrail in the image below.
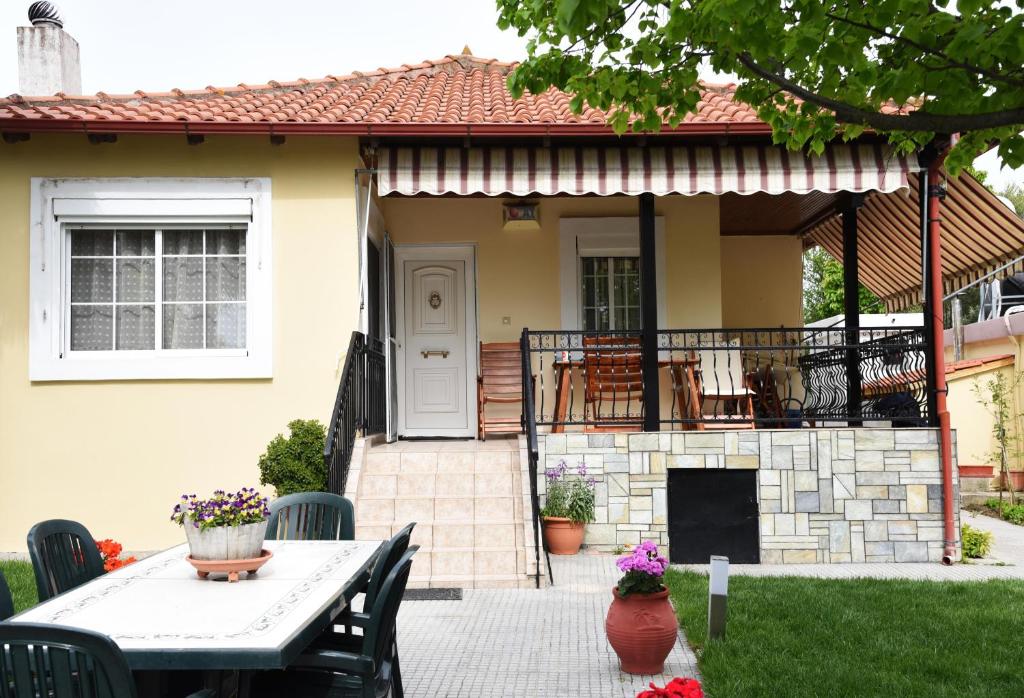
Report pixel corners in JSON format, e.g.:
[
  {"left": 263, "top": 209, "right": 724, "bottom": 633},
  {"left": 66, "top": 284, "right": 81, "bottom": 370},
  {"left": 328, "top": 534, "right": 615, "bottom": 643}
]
[
  {"left": 325, "top": 331, "right": 387, "bottom": 497},
  {"left": 521, "top": 327, "right": 553, "bottom": 587}
]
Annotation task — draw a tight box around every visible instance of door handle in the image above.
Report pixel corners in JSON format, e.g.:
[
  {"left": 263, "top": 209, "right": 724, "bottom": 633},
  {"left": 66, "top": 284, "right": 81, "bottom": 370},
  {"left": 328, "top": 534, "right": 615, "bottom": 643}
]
[{"left": 421, "top": 349, "right": 450, "bottom": 359}]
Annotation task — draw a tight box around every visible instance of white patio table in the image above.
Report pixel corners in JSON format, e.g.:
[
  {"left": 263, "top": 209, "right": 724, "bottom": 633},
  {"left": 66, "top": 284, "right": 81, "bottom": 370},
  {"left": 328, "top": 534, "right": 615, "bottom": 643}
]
[{"left": 11, "top": 539, "right": 383, "bottom": 672}]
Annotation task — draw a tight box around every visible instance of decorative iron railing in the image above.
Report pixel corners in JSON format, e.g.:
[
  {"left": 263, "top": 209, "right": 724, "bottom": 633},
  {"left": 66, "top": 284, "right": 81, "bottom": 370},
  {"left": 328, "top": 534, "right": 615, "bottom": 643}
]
[
  {"left": 325, "top": 331, "right": 387, "bottom": 496},
  {"left": 521, "top": 330, "right": 553, "bottom": 587},
  {"left": 521, "top": 326, "right": 929, "bottom": 430}
]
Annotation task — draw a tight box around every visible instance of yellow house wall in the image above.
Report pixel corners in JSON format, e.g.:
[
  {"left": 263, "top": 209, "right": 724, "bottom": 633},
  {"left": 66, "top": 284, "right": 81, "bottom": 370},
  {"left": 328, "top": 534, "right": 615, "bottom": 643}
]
[
  {"left": 721, "top": 235, "right": 804, "bottom": 327},
  {"left": 0, "top": 134, "right": 362, "bottom": 552},
  {"left": 945, "top": 337, "right": 1024, "bottom": 472},
  {"left": 381, "top": 194, "right": 723, "bottom": 340}
]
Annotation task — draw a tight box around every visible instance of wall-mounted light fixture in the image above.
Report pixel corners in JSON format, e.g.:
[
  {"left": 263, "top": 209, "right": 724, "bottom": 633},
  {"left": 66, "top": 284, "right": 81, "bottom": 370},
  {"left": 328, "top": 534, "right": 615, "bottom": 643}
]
[{"left": 502, "top": 201, "right": 540, "bottom": 230}]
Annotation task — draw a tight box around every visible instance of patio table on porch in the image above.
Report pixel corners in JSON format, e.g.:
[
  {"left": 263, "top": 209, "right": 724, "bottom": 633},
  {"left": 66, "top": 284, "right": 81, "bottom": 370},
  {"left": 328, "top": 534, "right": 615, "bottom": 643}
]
[
  {"left": 550, "top": 355, "right": 699, "bottom": 432},
  {"left": 10, "top": 539, "right": 382, "bottom": 690}
]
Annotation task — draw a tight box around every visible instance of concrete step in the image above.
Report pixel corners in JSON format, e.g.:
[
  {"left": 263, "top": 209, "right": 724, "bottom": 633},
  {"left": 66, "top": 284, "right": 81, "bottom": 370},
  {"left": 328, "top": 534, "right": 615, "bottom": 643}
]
[{"left": 364, "top": 450, "right": 517, "bottom": 475}]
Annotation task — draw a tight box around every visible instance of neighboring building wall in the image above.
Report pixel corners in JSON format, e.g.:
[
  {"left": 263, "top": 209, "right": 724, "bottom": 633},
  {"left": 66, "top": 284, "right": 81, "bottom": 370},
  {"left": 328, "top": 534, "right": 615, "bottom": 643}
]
[
  {"left": 0, "top": 134, "right": 363, "bottom": 552},
  {"left": 944, "top": 315, "right": 1024, "bottom": 477},
  {"left": 721, "top": 235, "right": 803, "bottom": 327},
  {"left": 537, "top": 428, "right": 959, "bottom": 563},
  {"left": 381, "top": 194, "right": 724, "bottom": 343}
]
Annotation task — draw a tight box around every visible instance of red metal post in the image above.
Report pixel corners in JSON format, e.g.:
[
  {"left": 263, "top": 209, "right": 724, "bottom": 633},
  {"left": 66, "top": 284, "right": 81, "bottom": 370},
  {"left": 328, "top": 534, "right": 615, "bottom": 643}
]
[{"left": 925, "top": 155, "right": 958, "bottom": 564}]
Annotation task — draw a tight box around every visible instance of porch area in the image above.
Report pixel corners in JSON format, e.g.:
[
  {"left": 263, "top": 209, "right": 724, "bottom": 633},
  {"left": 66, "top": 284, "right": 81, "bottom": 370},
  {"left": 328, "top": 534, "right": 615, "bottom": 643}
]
[{"left": 330, "top": 140, "right": 1024, "bottom": 577}]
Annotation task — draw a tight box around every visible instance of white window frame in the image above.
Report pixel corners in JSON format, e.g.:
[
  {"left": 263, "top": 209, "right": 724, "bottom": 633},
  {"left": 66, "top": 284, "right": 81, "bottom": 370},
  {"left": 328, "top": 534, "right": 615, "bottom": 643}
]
[
  {"left": 30, "top": 177, "right": 272, "bottom": 381},
  {"left": 558, "top": 217, "right": 667, "bottom": 331}
]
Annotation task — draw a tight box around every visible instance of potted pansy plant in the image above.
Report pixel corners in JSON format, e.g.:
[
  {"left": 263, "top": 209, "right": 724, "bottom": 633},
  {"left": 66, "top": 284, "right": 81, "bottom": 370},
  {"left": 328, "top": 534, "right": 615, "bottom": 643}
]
[
  {"left": 541, "top": 460, "right": 596, "bottom": 555},
  {"left": 605, "top": 540, "right": 679, "bottom": 675},
  {"left": 171, "top": 488, "right": 271, "bottom": 562}
]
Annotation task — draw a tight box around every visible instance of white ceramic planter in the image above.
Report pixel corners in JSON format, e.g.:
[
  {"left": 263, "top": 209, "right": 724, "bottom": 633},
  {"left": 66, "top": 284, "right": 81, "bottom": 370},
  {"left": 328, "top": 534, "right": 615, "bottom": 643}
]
[{"left": 184, "top": 520, "right": 268, "bottom": 561}]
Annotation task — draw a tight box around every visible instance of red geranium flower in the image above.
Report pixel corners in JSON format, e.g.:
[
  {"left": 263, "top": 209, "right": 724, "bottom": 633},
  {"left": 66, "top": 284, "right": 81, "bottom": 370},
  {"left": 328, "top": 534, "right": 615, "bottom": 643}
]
[{"left": 636, "top": 677, "right": 703, "bottom": 698}]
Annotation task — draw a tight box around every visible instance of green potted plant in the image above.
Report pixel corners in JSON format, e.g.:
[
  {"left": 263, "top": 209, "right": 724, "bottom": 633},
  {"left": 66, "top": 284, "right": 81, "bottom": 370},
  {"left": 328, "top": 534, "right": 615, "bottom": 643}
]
[
  {"left": 605, "top": 540, "right": 678, "bottom": 674},
  {"left": 541, "top": 460, "right": 596, "bottom": 555},
  {"left": 171, "top": 487, "right": 270, "bottom": 561}
]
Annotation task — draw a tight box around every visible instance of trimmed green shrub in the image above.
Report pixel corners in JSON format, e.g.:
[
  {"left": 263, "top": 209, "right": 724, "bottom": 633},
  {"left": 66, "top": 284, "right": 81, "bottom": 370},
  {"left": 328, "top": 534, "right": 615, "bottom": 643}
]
[
  {"left": 258, "top": 419, "right": 327, "bottom": 497},
  {"left": 961, "top": 524, "right": 993, "bottom": 559}
]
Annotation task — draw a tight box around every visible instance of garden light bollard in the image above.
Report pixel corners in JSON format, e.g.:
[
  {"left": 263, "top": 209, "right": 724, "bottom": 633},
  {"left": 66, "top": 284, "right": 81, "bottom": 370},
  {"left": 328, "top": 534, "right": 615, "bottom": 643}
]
[{"left": 707, "top": 555, "right": 729, "bottom": 641}]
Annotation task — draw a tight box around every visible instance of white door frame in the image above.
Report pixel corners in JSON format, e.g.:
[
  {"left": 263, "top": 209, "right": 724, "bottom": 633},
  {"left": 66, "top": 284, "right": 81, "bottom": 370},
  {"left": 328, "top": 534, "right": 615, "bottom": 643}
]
[{"left": 395, "top": 244, "right": 479, "bottom": 438}]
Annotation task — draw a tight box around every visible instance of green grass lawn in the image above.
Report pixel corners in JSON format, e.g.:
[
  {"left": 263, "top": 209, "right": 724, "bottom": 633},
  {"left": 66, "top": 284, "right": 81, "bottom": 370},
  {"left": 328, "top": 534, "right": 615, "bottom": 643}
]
[
  {"left": 0, "top": 560, "right": 38, "bottom": 614},
  {"left": 665, "top": 568, "right": 1024, "bottom": 698}
]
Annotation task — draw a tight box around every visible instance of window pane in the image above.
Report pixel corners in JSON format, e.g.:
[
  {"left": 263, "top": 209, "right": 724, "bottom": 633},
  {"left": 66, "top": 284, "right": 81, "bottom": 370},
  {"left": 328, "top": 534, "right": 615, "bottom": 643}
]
[
  {"left": 163, "top": 258, "right": 204, "bottom": 302},
  {"left": 206, "top": 258, "right": 246, "bottom": 302},
  {"left": 116, "top": 305, "right": 155, "bottom": 350},
  {"left": 71, "top": 259, "right": 113, "bottom": 303},
  {"left": 163, "top": 304, "right": 204, "bottom": 349},
  {"left": 207, "top": 229, "right": 246, "bottom": 255},
  {"left": 116, "top": 259, "right": 155, "bottom": 302},
  {"left": 115, "top": 230, "right": 155, "bottom": 256},
  {"left": 206, "top": 303, "right": 246, "bottom": 348},
  {"left": 70, "top": 306, "right": 113, "bottom": 350},
  {"left": 163, "top": 229, "right": 204, "bottom": 255},
  {"left": 71, "top": 230, "right": 113, "bottom": 256}
]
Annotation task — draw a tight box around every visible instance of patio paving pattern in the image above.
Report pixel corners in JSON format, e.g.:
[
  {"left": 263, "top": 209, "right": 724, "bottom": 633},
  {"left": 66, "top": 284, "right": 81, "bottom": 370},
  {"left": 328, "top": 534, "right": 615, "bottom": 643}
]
[{"left": 396, "top": 553, "right": 699, "bottom": 697}]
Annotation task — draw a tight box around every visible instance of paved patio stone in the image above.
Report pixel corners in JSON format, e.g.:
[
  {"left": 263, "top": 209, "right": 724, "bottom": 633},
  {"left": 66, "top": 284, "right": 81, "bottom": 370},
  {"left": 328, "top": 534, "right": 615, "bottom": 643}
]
[{"left": 396, "top": 554, "right": 699, "bottom": 697}]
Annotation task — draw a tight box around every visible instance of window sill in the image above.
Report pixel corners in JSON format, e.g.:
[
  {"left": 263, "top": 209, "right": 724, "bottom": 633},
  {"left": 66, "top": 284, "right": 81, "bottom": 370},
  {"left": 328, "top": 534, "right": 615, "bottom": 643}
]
[{"left": 29, "top": 354, "right": 272, "bottom": 382}]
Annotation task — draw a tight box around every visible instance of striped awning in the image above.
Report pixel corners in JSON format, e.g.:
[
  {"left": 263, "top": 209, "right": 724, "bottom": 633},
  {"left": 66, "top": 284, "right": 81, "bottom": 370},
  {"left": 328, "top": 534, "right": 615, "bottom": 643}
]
[
  {"left": 377, "top": 144, "right": 916, "bottom": 197},
  {"left": 806, "top": 173, "right": 1024, "bottom": 310}
]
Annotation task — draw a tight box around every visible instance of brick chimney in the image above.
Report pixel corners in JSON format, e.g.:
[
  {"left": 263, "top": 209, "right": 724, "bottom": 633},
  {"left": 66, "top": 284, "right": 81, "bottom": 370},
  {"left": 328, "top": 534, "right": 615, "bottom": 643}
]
[{"left": 17, "top": 2, "right": 81, "bottom": 95}]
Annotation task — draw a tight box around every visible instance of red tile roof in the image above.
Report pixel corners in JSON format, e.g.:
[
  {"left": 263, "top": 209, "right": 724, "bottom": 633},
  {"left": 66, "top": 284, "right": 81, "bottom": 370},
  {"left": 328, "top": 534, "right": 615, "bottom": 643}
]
[{"left": 0, "top": 55, "right": 770, "bottom": 137}]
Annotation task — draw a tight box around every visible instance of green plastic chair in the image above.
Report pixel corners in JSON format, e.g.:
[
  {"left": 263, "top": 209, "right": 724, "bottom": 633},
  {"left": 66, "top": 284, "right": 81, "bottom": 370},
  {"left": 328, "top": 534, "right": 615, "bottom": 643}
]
[
  {"left": 266, "top": 492, "right": 355, "bottom": 541},
  {"left": 324, "top": 523, "right": 415, "bottom": 639},
  {"left": 257, "top": 549, "right": 416, "bottom": 698},
  {"left": 0, "top": 623, "right": 216, "bottom": 698},
  {"left": 0, "top": 570, "right": 14, "bottom": 620},
  {"left": 27, "top": 519, "right": 106, "bottom": 602}
]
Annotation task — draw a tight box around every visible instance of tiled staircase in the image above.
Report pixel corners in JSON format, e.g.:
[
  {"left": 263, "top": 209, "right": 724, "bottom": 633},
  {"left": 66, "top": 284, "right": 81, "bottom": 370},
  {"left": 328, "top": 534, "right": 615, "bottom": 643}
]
[{"left": 352, "top": 437, "right": 541, "bottom": 589}]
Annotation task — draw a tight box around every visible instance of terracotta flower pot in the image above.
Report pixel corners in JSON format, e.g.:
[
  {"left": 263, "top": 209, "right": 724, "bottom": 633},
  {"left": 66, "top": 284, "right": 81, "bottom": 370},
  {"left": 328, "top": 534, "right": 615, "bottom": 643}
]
[
  {"left": 542, "top": 516, "right": 585, "bottom": 555},
  {"left": 605, "top": 586, "right": 678, "bottom": 675}
]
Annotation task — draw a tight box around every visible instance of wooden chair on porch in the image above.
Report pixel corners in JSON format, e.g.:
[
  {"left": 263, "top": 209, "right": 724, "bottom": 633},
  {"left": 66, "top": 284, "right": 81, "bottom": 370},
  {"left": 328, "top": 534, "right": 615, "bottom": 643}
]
[
  {"left": 692, "top": 340, "right": 757, "bottom": 430},
  {"left": 582, "top": 335, "right": 645, "bottom": 432},
  {"left": 478, "top": 342, "right": 528, "bottom": 440}
]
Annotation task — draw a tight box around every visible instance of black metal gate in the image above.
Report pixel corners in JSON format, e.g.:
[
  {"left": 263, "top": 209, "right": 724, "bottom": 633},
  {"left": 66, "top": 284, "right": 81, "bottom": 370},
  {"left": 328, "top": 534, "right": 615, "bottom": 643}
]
[{"left": 667, "top": 470, "right": 760, "bottom": 564}]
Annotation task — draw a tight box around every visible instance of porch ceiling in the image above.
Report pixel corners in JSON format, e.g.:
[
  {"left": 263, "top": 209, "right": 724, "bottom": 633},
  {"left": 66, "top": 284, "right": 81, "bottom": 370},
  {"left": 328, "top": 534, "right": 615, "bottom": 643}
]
[{"left": 806, "top": 173, "right": 1024, "bottom": 310}]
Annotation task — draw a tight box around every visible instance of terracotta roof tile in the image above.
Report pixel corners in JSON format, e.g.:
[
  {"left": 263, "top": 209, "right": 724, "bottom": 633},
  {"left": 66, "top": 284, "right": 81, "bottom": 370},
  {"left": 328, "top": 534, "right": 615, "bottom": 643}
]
[{"left": 0, "top": 54, "right": 765, "bottom": 133}]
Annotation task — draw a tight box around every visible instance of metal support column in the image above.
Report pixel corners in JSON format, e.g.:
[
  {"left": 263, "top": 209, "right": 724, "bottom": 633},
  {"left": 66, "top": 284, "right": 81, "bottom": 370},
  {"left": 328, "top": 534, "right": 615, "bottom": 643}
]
[
  {"left": 639, "top": 192, "right": 660, "bottom": 432},
  {"left": 842, "top": 193, "right": 865, "bottom": 426}
]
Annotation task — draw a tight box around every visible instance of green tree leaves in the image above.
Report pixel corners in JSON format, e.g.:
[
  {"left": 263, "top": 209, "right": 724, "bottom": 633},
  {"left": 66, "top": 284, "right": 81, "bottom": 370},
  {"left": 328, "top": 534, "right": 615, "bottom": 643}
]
[{"left": 496, "top": 0, "right": 1024, "bottom": 172}]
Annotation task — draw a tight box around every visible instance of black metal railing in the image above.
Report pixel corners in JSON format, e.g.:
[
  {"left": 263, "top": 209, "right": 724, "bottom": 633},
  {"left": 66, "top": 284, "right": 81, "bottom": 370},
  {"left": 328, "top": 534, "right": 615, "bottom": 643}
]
[
  {"left": 521, "top": 329, "right": 553, "bottom": 587},
  {"left": 521, "top": 326, "right": 929, "bottom": 430},
  {"left": 325, "top": 331, "right": 387, "bottom": 496}
]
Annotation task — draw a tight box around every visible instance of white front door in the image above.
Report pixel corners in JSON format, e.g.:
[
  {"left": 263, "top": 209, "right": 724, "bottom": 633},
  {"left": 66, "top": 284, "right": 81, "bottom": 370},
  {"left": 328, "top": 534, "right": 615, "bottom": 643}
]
[{"left": 397, "top": 246, "right": 477, "bottom": 437}]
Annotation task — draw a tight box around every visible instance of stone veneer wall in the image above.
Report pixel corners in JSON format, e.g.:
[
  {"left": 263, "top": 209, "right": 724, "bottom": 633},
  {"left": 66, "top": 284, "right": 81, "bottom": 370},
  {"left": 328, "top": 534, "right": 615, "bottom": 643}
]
[{"left": 537, "top": 429, "right": 960, "bottom": 564}]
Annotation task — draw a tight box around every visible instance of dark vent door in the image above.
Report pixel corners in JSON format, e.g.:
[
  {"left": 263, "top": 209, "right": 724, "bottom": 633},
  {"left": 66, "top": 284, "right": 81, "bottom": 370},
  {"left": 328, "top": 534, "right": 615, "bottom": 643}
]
[{"left": 668, "top": 469, "right": 760, "bottom": 564}]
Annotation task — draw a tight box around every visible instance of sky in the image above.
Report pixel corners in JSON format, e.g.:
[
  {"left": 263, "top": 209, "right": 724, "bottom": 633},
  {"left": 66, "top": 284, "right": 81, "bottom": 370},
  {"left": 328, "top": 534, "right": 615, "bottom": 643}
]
[{"left": 1, "top": 0, "right": 1020, "bottom": 190}]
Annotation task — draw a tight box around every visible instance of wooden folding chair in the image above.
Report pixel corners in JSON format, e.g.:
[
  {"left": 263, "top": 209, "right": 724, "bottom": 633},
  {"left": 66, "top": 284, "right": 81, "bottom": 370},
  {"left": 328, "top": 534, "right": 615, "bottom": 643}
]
[
  {"left": 582, "top": 335, "right": 644, "bottom": 432},
  {"left": 477, "top": 342, "right": 527, "bottom": 440}
]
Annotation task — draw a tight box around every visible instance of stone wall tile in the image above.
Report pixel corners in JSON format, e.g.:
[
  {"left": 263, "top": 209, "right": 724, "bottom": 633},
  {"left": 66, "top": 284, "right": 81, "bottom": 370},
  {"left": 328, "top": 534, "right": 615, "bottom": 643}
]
[
  {"left": 855, "top": 430, "right": 895, "bottom": 451},
  {"left": 725, "top": 455, "right": 759, "bottom": 469},
  {"left": 668, "top": 454, "right": 705, "bottom": 469},
  {"left": 829, "top": 521, "right": 851, "bottom": 553},
  {"left": 910, "top": 450, "right": 939, "bottom": 471},
  {"left": 760, "top": 470, "right": 781, "bottom": 486},
  {"left": 872, "top": 500, "right": 900, "bottom": 514},
  {"left": 864, "top": 521, "right": 888, "bottom": 541},
  {"left": 794, "top": 470, "right": 817, "bottom": 491},
  {"left": 833, "top": 473, "right": 855, "bottom": 499},
  {"left": 795, "top": 492, "right": 820, "bottom": 512},
  {"left": 685, "top": 433, "right": 725, "bottom": 450},
  {"left": 894, "top": 541, "right": 928, "bottom": 562},
  {"left": 856, "top": 485, "right": 889, "bottom": 500},
  {"left": 772, "top": 445, "right": 794, "bottom": 470},
  {"left": 851, "top": 527, "right": 866, "bottom": 562},
  {"left": 907, "top": 484, "right": 928, "bottom": 513},
  {"left": 818, "top": 478, "right": 834, "bottom": 513},
  {"left": 844, "top": 500, "right": 873, "bottom": 520}
]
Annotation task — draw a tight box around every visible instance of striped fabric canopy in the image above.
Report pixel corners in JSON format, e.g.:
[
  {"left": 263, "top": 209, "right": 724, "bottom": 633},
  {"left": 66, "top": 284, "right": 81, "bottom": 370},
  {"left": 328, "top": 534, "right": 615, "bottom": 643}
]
[{"left": 377, "top": 143, "right": 917, "bottom": 197}]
